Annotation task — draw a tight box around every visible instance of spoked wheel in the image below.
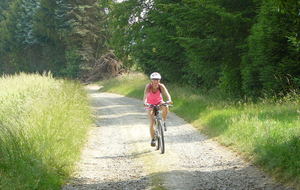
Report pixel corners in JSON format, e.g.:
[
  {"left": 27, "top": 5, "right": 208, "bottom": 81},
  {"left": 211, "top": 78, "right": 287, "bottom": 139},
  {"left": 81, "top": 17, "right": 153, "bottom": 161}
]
[{"left": 158, "top": 120, "right": 165, "bottom": 154}]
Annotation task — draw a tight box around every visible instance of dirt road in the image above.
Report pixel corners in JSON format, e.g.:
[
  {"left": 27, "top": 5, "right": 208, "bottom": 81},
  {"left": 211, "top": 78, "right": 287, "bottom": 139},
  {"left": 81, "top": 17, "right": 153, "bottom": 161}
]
[{"left": 63, "top": 85, "right": 292, "bottom": 190}]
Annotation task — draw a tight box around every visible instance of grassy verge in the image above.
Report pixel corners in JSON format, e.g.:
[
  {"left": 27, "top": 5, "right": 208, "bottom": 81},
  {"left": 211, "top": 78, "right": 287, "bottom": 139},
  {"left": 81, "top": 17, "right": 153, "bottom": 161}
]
[
  {"left": 0, "top": 73, "right": 92, "bottom": 190},
  {"left": 99, "top": 72, "right": 300, "bottom": 189}
]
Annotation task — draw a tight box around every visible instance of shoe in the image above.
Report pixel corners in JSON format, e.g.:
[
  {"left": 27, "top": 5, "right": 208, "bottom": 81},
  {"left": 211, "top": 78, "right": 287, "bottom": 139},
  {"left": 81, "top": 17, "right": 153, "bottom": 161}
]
[{"left": 151, "top": 139, "right": 156, "bottom": 147}]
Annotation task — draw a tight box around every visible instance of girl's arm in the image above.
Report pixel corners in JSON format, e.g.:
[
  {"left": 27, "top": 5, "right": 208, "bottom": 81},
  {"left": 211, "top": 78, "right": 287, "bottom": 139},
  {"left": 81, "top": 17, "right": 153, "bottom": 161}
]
[
  {"left": 143, "top": 84, "right": 149, "bottom": 104},
  {"left": 160, "top": 84, "right": 171, "bottom": 102}
]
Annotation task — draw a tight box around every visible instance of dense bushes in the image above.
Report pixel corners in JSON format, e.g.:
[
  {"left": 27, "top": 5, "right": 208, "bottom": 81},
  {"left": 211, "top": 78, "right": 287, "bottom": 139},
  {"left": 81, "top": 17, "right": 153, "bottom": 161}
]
[
  {"left": 0, "top": 0, "right": 108, "bottom": 78},
  {"left": 242, "top": 0, "right": 300, "bottom": 97},
  {"left": 105, "top": 0, "right": 299, "bottom": 98},
  {"left": 1, "top": 0, "right": 299, "bottom": 97}
]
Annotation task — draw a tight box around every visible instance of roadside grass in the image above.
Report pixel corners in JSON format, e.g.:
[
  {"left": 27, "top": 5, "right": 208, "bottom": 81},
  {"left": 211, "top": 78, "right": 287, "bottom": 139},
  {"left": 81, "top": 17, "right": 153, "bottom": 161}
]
[
  {"left": 0, "top": 73, "right": 92, "bottom": 190},
  {"left": 99, "top": 72, "right": 300, "bottom": 189}
]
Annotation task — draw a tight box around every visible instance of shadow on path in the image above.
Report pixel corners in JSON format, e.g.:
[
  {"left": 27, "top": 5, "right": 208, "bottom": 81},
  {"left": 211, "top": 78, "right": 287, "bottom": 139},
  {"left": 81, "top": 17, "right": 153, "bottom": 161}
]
[{"left": 64, "top": 167, "right": 292, "bottom": 190}]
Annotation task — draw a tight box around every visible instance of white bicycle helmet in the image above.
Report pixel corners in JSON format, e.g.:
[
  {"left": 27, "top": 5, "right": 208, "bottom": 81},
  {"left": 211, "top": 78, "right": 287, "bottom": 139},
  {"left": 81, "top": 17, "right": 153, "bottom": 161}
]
[{"left": 150, "top": 72, "right": 161, "bottom": 80}]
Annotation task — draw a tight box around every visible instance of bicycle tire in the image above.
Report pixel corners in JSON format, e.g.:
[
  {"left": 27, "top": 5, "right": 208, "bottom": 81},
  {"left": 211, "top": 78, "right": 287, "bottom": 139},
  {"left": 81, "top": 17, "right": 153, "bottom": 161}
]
[
  {"left": 156, "top": 136, "right": 160, "bottom": 150},
  {"left": 158, "top": 119, "right": 165, "bottom": 154},
  {"left": 155, "top": 119, "right": 160, "bottom": 150}
]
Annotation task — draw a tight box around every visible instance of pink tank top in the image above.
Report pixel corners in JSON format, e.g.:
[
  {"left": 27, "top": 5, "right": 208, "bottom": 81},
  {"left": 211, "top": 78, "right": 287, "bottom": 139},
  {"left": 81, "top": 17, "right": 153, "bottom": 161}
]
[{"left": 146, "top": 85, "right": 163, "bottom": 105}]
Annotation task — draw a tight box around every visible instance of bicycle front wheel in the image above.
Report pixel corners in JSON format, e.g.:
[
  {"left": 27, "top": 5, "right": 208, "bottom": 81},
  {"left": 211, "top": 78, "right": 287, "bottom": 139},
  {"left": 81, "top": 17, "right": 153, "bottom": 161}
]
[
  {"left": 158, "top": 119, "right": 165, "bottom": 154},
  {"left": 155, "top": 120, "right": 160, "bottom": 151},
  {"left": 156, "top": 136, "right": 160, "bottom": 150}
]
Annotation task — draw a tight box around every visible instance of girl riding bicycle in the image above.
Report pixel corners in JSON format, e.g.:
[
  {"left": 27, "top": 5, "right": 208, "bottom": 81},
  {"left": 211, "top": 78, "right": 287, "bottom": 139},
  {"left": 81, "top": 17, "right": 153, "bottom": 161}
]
[{"left": 143, "top": 72, "right": 172, "bottom": 147}]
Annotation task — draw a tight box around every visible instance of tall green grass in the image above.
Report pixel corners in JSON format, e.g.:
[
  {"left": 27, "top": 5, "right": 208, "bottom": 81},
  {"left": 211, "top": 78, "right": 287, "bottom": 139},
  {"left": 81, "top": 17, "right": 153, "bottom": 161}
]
[
  {"left": 0, "top": 73, "right": 92, "bottom": 190},
  {"left": 99, "top": 72, "right": 300, "bottom": 189}
]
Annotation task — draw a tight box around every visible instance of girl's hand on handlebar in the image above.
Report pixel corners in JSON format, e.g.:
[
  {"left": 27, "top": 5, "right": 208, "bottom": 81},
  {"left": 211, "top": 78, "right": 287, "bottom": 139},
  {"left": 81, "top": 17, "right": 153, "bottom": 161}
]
[{"left": 165, "top": 100, "right": 173, "bottom": 104}]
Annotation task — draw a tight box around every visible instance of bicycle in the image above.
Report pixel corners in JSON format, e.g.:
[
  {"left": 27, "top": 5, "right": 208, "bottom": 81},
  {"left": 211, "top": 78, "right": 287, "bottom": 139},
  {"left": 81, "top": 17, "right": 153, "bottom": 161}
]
[{"left": 146, "top": 102, "right": 172, "bottom": 154}]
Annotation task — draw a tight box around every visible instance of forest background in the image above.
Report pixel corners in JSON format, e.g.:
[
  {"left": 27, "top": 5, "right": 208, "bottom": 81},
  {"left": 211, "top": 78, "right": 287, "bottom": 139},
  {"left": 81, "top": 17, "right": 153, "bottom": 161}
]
[{"left": 1, "top": 0, "right": 299, "bottom": 98}]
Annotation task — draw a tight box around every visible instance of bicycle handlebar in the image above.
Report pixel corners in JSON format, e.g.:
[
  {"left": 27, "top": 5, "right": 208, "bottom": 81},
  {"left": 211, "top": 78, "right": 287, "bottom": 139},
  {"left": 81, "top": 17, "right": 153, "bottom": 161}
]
[{"left": 144, "top": 102, "right": 173, "bottom": 108}]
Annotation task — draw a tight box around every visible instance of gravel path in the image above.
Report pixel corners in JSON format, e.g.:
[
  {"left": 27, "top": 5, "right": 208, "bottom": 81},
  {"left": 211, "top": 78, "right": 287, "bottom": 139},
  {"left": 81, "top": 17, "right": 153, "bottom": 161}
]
[{"left": 63, "top": 85, "right": 293, "bottom": 190}]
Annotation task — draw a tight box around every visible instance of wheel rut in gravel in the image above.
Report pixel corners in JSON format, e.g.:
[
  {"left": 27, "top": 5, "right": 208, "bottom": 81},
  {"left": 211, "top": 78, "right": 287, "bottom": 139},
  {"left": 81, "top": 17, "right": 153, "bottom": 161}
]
[{"left": 63, "top": 85, "right": 293, "bottom": 190}]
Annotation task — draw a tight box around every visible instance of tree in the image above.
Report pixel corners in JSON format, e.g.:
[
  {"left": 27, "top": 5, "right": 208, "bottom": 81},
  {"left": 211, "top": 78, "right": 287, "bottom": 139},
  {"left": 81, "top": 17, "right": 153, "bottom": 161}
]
[
  {"left": 105, "top": 0, "right": 257, "bottom": 93},
  {"left": 242, "top": 0, "right": 300, "bottom": 97},
  {"left": 0, "top": 0, "right": 10, "bottom": 21},
  {"left": 0, "top": 0, "right": 109, "bottom": 78}
]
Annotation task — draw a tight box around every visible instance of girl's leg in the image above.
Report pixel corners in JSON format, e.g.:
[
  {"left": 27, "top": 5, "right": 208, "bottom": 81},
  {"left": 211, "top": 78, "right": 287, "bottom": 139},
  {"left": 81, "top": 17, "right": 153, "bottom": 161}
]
[
  {"left": 161, "top": 105, "right": 169, "bottom": 121},
  {"left": 147, "top": 110, "right": 155, "bottom": 139}
]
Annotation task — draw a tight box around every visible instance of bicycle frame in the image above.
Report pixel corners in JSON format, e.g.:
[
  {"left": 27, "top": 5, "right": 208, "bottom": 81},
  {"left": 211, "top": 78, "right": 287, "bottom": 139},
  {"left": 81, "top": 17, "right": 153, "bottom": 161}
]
[
  {"left": 146, "top": 102, "right": 171, "bottom": 127},
  {"left": 152, "top": 105, "right": 162, "bottom": 119}
]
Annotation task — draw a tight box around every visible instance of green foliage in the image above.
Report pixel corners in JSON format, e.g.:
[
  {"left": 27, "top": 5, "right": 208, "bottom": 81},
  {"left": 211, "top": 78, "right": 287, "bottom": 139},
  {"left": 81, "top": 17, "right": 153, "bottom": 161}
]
[
  {"left": 105, "top": 0, "right": 257, "bottom": 93},
  {"left": 99, "top": 72, "right": 148, "bottom": 98},
  {"left": 131, "top": 1, "right": 188, "bottom": 82},
  {"left": 0, "top": 0, "right": 10, "bottom": 21},
  {"left": 61, "top": 49, "right": 82, "bottom": 78},
  {"left": 0, "top": 0, "right": 298, "bottom": 95},
  {"left": 104, "top": 0, "right": 298, "bottom": 98},
  {"left": 0, "top": 73, "right": 92, "bottom": 189},
  {"left": 0, "top": 0, "right": 108, "bottom": 78},
  {"left": 242, "top": 0, "right": 300, "bottom": 97},
  {"left": 275, "top": 0, "right": 300, "bottom": 51},
  {"left": 69, "top": 1, "right": 109, "bottom": 65}
]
